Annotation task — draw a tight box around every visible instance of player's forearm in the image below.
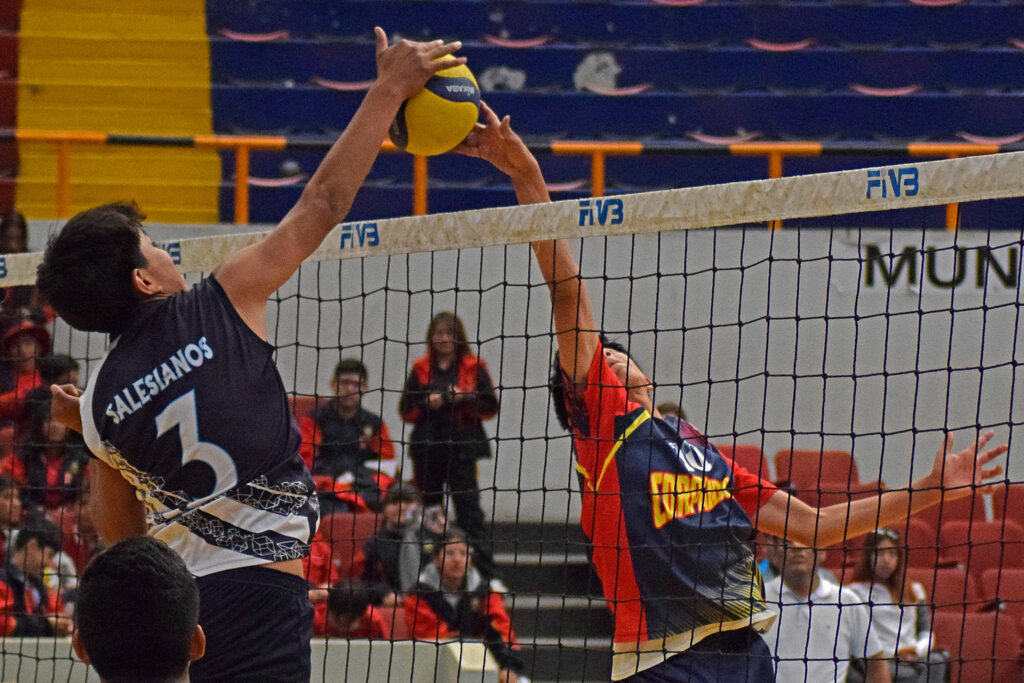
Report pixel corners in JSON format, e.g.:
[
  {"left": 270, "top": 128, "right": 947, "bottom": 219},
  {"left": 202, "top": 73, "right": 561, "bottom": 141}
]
[
  {"left": 290, "top": 84, "right": 404, "bottom": 251},
  {"left": 509, "top": 160, "right": 549, "bottom": 206},
  {"left": 808, "top": 477, "right": 941, "bottom": 547},
  {"left": 91, "top": 461, "right": 148, "bottom": 545}
]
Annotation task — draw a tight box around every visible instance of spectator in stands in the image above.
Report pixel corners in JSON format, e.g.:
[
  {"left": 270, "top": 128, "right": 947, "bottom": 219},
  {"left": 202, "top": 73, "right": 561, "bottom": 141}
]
[
  {"left": 73, "top": 536, "right": 205, "bottom": 683},
  {"left": 0, "top": 474, "right": 22, "bottom": 565},
  {"left": 762, "top": 535, "right": 891, "bottom": 682},
  {"left": 324, "top": 580, "right": 390, "bottom": 639},
  {"left": 48, "top": 474, "right": 101, "bottom": 576},
  {"left": 15, "top": 394, "right": 90, "bottom": 511},
  {"left": 405, "top": 527, "right": 522, "bottom": 681},
  {"left": 357, "top": 483, "right": 446, "bottom": 603},
  {"left": 399, "top": 312, "right": 500, "bottom": 579},
  {"left": 0, "top": 322, "right": 49, "bottom": 425},
  {"left": 847, "top": 528, "right": 947, "bottom": 683},
  {"left": 0, "top": 211, "right": 50, "bottom": 335},
  {"left": 0, "top": 517, "right": 69, "bottom": 636},
  {"left": 299, "top": 358, "right": 396, "bottom": 513},
  {"left": 758, "top": 531, "right": 838, "bottom": 586}
]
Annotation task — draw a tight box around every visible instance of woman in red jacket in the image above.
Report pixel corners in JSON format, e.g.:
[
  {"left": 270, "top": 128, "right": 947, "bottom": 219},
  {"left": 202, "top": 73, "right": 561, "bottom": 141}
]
[
  {"left": 405, "top": 528, "right": 521, "bottom": 682},
  {"left": 398, "top": 312, "right": 499, "bottom": 578}
]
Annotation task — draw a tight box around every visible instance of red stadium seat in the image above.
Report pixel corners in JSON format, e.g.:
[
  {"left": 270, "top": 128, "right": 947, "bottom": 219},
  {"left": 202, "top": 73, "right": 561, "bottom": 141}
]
[
  {"left": 904, "top": 566, "right": 982, "bottom": 616},
  {"left": 980, "top": 568, "right": 1024, "bottom": 632},
  {"left": 913, "top": 492, "right": 988, "bottom": 535},
  {"left": 289, "top": 393, "right": 320, "bottom": 421},
  {"left": 320, "top": 511, "right": 380, "bottom": 579},
  {"left": 772, "top": 449, "right": 871, "bottom": 500},
  {"left": 993, "top": 483, "right": 1024, "bottom": 533},
  {"left": 932, "top": 611, "right": 1024, "bottom": 683},
  {"left": 714, "top": 443, "right": 770, "bottom": 481},
  {"left": 939, "top": 519, "right": 1024, "bottom": 582}
]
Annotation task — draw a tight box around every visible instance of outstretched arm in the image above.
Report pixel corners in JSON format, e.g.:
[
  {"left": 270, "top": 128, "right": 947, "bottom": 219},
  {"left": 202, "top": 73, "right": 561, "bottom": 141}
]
[
  {"left": 215, "top": 28, "right": 466, "bottom": 338},
  {"left": 457, "top": 103, "right": 599, "bottom": 384},
  {"left": 756, "top": 431, "right": 1007, "bottom": 548}
]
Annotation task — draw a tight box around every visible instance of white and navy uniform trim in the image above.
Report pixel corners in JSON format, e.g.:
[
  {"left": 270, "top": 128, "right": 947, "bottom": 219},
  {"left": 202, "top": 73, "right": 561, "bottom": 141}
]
[{"left": 80, "top": 276, "right": 318, "bottom": 577}]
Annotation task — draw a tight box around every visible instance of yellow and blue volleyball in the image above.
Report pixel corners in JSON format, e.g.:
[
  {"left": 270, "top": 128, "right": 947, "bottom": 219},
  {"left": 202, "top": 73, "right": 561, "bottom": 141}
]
[{"left": 389, "top": 58, "right": 480, "bottom": 157}]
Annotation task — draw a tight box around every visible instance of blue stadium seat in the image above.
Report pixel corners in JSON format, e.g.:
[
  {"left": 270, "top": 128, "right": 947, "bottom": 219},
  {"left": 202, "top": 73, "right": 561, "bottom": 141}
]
[
  {"left": 212, "top": 84, "right": 1024, "bottom": 141},
  {"left": 210, "top": 38, "right": 1024, "bottom": 93},
  {"left": 206, "top": 0, "right": 1024, "bottom": 47}
]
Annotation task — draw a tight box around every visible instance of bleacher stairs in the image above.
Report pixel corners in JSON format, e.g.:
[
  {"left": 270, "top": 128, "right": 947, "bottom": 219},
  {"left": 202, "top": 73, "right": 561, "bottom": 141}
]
[{"left": 14, "top": 0, "right": 221, "bottom": 222}]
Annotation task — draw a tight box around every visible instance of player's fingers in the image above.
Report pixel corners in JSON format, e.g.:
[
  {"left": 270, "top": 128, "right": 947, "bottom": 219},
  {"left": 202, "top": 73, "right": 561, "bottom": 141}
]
[
  {"left": 479, "top": 101, "right": 501, "bottom": 126},
  {"left": 374, "top": 27, "right": 388, "bottom": 56},
  {"left": 429, "top": 55, "right": 466, "bottom": 73},
  {"left": 973, "top": 430, "right": 995, "bottom": 451},
  {"left": 428, "top": 40, "right": 463, "bottom": 60},
  {"left": 979, "top": 465, "right": 1004, "bottom": 481},
  {"left": 977, "top": 444, "right": 1009, "bottom": 464}
]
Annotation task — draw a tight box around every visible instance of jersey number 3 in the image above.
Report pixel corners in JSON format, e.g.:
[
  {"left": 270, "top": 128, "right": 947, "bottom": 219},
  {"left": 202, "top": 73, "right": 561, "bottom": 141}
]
[{"left": 156, "top": 390, "right": 239, "bottom": 495}]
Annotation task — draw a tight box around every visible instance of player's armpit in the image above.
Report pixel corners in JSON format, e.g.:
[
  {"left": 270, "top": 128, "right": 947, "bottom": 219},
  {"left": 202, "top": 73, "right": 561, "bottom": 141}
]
[{"left": 90, "top": 460, "right": 147, "bottom": 545}]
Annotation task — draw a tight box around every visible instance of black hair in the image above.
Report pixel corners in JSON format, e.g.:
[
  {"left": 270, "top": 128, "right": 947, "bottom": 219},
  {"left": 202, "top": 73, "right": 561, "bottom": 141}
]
[
  {"left": 36, "top": 202, "right": 148, "bottom": 334},
  {"left": 13, "top": 517, "right": 60, "bottom": 553},
  {"left": 333, "top": 358, "right": 369, "bottom": 383},
  {"left": 0, "top": 211, "right": 27, "bottom": 254},
  {"left": 0, "top": 473, "right": 16, "bottom": 495},
  {"left": 76, "top": 537, "right": 199, "bottom": 683},
  {"left": 383, "top": 482, "right": 422, "bottom": 507},
  {"left": 549, "top": 336, "right": 630, "bottom": 433},
  {"left": 326, "top": 580, "right": 375, "bottom": 622},
  {"left": 431, "top": 526, "right": 469, "bottom": 558},
  {"left": 36, "top": 353, "right": 79, "bottom": 385}
]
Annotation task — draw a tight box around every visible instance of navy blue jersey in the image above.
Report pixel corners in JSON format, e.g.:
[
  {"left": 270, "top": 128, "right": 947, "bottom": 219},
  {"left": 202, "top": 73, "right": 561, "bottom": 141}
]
[{"left": 80, "top": 276, "right": 318, "bottom": 576}]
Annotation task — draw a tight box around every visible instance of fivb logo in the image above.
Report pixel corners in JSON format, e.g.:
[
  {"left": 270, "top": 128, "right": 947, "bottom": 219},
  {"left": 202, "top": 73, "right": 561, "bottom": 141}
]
[
  {"left": 866, "top": 166, "right": 919, "bottom": 199},
  {"left": 578, "top": 198, "right": 624, "bottom": 227},
  {"left": 153, "top": 241, "right": 182, "bottom": 265},
  {"left": 339, "top": 222, "right": 380, "bottom": 249}
]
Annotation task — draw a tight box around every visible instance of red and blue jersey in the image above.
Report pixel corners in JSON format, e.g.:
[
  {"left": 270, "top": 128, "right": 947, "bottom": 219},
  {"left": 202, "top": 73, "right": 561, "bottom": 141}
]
[{"left": 563, "top": 344, "right": 777, "bottom": 679}]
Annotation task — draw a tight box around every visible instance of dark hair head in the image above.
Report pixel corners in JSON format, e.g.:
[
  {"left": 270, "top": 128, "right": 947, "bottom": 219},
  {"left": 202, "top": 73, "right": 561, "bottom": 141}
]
[
  {"left": 0, "top": 211, "right": 27, "bottom": 254},
  {"left": 431, "top": 526, "right": 469, "bottom": 558},
  {"left": 36, "top": 202, "right": 147, "bottom": 333},
  {"left": 549, "top": 336, "right": 630, "bottom": 432},
  {"left": 850, "top": 527, "right": 906, "bottom": 600},
  {"left": 333, "top": 358, "right": 368, "bottom": 383},
  {"left": 383, "top": 482, "right": 422, "bottom": 507},
  {"left": 76, "top": 536, "right": 199, "bottom": 682},
  {"left": 13, "top": 517, "right": 60, "bottom": 552},
  {"left": 0, "top": 473, "right": 16, "bottom": 495},
  {"left": 426, "top": 312, "right": 469, "bottom": 361},
  {"left": 326, "top": 580, "right": 374, "bottom": 622},
  {"left": 37, "top": 353, "right": 79, "bottom": 385}
]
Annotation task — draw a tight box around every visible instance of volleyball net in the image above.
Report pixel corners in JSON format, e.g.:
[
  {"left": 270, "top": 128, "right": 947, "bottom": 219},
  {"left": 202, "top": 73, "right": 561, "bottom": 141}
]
[{"left": 4, "top": 151, "right": 1024, "bottom": 681}]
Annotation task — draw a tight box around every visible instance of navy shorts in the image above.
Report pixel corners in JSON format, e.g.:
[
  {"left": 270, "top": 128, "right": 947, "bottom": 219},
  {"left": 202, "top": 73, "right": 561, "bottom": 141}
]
[
  {"left": 190, "top": 565, "right": 312, "bottom": 683},
  {"left": 626, "top": 628, "right": 776, "bottom": 683}
]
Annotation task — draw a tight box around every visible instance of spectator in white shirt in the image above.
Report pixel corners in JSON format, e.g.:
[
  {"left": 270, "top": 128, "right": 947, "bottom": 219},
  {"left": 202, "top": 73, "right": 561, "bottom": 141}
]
[
  {"left": 846, "top": 528, "right": 947, "bottom": 683},
  {"left": 762, "top": 535, "right": 891, "bottom": 683}
]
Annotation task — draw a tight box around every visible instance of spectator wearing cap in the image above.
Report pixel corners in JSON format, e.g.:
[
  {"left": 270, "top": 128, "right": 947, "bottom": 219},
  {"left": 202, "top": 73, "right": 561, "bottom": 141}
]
[{"left": 0, "top": 322, "right": 50, "bottom": 424}]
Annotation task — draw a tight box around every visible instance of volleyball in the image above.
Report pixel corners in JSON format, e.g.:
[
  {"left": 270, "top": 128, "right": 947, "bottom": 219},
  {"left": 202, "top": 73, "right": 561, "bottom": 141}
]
[{"left": 389, "top": 57, "right": 481, "bottom": 156}]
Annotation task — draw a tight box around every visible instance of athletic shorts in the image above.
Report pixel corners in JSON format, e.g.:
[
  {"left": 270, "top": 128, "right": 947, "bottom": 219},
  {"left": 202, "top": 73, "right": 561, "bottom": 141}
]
[
  {"left": 626, "top": 628, "right": 776, "bottom": 683},
  {"left": 190, "top": 565, "right": 313, "bottom": 682}
]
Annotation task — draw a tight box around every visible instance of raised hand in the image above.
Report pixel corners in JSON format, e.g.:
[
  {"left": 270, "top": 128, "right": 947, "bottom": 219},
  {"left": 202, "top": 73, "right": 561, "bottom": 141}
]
[
  {"left": 928, "top": 430, "right": 1007, "bottom": 499},
  {"left": 456, "top": 101, "right": 535, "bottom": 177},
  {"left": 373, "top": 27, "right": 465, "bottom": 102},
  {"left": 50, "top": 383, "right": 84, "bottom": 434}
]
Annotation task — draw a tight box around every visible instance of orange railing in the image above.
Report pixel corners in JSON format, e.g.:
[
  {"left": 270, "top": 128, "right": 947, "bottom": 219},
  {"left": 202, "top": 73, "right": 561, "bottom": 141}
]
[{"left": 3, "top": 130, "right": 1007, "bottom": 230}]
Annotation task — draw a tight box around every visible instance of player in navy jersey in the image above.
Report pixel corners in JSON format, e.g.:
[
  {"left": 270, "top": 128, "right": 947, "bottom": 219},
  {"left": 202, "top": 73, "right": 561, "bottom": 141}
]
[
  {"left": 35, "top": 28, "right": 466, "bottom": 682},
  {"left": 457, "top": 103, "right": 1009, "bottom": 682}
]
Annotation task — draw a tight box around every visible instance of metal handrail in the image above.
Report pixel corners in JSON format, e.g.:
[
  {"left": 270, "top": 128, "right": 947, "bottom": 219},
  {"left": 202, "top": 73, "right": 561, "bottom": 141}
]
[{"left": 2, "top": 129, "right": 1017, "bottom": 230}]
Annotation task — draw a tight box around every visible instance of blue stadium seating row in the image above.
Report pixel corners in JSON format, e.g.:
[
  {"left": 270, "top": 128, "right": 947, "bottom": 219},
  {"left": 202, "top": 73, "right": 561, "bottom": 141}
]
[
  {"left": 206, "top": 0, "right": 1024, "bottom": 46},
  {"left": 212, "top": 85, "right": 1024, "bottom": 140},
  {"left": 210, "top": 38, "right": 1024, "bottom": 92}
]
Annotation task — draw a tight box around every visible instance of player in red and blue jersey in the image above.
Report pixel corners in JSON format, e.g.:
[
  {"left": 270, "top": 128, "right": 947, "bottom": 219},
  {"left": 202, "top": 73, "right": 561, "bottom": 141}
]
[
  {"left": 36, "top": 29, "right": 467, "bottom": 682},
  {"left": 457, "top": 102, "right": 1008, "bottom": 682}
]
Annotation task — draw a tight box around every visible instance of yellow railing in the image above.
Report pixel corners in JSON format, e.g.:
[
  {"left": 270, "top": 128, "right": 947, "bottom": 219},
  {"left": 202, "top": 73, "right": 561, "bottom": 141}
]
[{"left": 5, "top": 130, "right": 1004, "bottom": 230}]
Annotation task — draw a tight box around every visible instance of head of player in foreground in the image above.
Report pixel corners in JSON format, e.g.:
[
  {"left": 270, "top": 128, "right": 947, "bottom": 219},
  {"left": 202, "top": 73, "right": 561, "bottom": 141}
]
[{"left": 73, "top": 536, "right": 204, "bottom": 683}]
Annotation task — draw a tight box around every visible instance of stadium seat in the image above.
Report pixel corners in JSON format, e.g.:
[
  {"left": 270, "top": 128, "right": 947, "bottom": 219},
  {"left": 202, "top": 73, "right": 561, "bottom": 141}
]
[
  {"left": 939, "top": 519, "right": 1024, "bottom": 582},
  {"left": 904, "top": 566, "right": 982, "bottom": 616},
  {"left": 714, "top": 443, "right": 770, "bottom": 481},
  {"left": 912, "top": 491, "right": 989, "bottom": 533},
  {"left": 320, "top": 511, "right": 381, "bottom": 579},
  {"left": 980, "top": 568, "right": 1024, "bottom": 632},
  {"left": 903, "top": 516, "right": 944, "bottom": 569},
  {"left": 931, "top": 611, "right": 1024, "bottom": 683},
  {"left": 772, "top": 448, "right": 867, "bottom": 501},
  {"left": 290, "top": 393, "right": 320, "bottom": 421},
  {"left": 992, "top": 483, "right": 1024, "bottom": 532}
]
